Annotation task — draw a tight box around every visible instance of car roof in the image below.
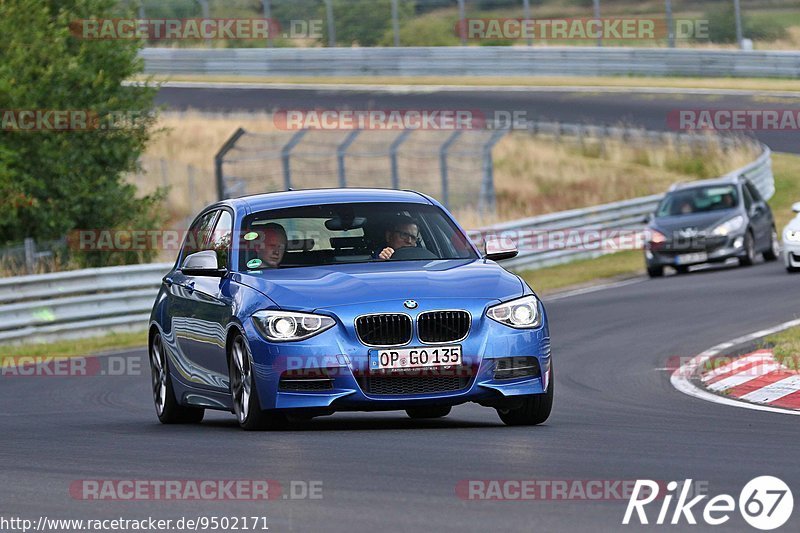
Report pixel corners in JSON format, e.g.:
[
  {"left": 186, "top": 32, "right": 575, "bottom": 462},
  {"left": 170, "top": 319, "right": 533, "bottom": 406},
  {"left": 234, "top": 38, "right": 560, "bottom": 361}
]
[
  {"left": 217, "top": 188, "right": 434, "bottom": 213},
  {"left": 668, "top": 176, "right": 741, "bottom": 192}
]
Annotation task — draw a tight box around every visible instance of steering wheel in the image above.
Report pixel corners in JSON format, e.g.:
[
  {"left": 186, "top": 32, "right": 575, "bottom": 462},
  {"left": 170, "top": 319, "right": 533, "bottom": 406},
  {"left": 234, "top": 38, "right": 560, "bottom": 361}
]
[{"left": 389, "top": 246, "right": 438, "bottom": 261}]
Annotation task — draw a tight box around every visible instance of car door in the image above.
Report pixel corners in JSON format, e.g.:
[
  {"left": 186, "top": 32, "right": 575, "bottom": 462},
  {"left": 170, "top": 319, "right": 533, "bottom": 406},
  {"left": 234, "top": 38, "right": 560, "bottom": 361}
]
[
  {"left": 173, "top": 209, "right": 236, "bottom": 392},
  {"left": 744, "top": 182, "right": 771, "bottom": 248},
  {"left": 167, "top": 209, "right": 227, "bottom": 390}
]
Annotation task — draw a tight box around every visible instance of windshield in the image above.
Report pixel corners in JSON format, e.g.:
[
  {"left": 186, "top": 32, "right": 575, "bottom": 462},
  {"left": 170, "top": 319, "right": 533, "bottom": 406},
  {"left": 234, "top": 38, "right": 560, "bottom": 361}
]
[
  {"left": 238, "top": 202, "right": 477, "bottom": 270},
  {"left": 656, "top": 185, "right": 739, "bottom": 217}
]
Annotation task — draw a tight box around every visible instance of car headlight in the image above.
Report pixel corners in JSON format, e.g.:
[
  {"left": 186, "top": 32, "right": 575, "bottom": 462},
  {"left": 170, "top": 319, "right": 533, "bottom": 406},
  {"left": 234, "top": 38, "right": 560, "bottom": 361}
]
[
  {"left": 252, "top": 310, "right": 335, "bottom": 342},
  {"left": 647, "top": 229, "right": 666, "bottom": 244},
  {"left": 711, "top": 215, "right": 745, "bottom": 237},
  {"left": 487, "top": 295, "right": 541, "bottom": 329},
  {"left": 784, "top": 229, "right": 800, "bottom": 243}
]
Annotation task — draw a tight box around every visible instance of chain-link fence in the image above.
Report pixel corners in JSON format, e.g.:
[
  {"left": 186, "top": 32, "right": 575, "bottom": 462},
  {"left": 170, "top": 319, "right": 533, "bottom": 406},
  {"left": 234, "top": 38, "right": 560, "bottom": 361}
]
[{"left": 216, "top": 127, "right": 507, "bottom": 213}]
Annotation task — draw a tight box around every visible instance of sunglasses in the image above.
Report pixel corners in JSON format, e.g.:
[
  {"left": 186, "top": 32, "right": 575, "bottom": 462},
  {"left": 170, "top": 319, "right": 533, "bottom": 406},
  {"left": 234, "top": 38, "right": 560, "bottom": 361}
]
[{"left": 394, "top": 230, "right": 420, "bottom": 243}]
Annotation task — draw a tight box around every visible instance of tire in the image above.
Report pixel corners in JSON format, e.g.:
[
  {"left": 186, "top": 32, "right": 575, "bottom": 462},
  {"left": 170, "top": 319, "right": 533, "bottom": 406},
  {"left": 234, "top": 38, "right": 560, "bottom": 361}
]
[
  {"left": 229, "top": 334, "right": 287, "bottom": 431},
  {"left": 763, "top": 228, "right": 780, "bottom": 262},
  {"left": 149, "top": 331, "right": 205, "bottom": 424},
  {"left": 739, "top": 231, "right": 756, "bottom": 267},
  {"left": 497, "top": 366, "right": 553, "bottom": 426},
  {"left": 647, "top": 266, "right": 664, "bottom": 278},
  {"left": 674, "top": 265, "right": 689, "bottom": 275},
  {"left": 788, "top": 266, "right": 800, "bottom": 273},
  {"left": 406, "top": 405, "right": 452, "bottom": 419}
]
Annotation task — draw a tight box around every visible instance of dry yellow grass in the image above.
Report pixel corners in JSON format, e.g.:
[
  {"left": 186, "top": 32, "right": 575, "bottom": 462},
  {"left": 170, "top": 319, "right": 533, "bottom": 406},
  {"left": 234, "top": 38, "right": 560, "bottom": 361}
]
[{"left": 134, "top": 111, "right": 761, "bottom": 233}]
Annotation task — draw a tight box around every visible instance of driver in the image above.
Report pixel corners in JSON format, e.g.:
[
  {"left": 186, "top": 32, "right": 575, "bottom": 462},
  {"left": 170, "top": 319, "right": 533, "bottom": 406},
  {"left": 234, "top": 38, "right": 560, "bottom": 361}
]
[{"left": 377, "top": 216, "right": 420, "bottom": 260}]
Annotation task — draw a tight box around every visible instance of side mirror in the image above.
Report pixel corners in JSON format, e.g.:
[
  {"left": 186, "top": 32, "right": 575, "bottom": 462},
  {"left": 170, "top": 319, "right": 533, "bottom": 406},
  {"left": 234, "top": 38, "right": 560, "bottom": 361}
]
[
  {"left": 484, "top": 236, "right": 518, "bottom": 262},
  {"left": 792, "top": 202, "right": 800, "bottom": 214},
  {"left": 181, "top": 250, "right": 227, "bottom": 277}
]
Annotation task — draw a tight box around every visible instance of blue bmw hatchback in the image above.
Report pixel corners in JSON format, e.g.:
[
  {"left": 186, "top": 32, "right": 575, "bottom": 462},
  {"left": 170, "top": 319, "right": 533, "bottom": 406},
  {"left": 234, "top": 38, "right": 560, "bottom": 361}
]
[{"left": 149, "top": 189, "right": 552, "bottom": 430}]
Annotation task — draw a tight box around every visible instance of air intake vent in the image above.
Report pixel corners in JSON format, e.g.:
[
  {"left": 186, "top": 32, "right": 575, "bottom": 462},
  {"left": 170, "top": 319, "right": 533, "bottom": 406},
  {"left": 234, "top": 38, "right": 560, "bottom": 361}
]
[
  {"left": 418, "top": 310, "right": 471, "bottom": 343},
  {"left": 355, "top": 314, "right": 412, "bottom": 346},
  {"left": 493, "top": 357, "right": 541, "bottom": 380}
]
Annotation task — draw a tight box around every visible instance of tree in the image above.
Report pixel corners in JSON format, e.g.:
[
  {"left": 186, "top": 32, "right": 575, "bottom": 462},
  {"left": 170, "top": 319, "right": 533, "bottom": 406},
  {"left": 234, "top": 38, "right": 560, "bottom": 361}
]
[{"left": 0, "top": 0, "right": 163, "bottom": 266}]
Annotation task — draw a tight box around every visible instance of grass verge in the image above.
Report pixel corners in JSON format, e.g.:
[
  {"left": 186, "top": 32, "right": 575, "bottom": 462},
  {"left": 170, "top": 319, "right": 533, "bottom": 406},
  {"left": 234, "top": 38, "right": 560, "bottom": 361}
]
[
  {"left": 762, "top": 327, "right": 800, "bottom": 370},
  {"left": 1, "top": 330, "right": 147, "bottom": 361},
  {"left": 520, "top": 250, "right": 644, "bottom": 295}
]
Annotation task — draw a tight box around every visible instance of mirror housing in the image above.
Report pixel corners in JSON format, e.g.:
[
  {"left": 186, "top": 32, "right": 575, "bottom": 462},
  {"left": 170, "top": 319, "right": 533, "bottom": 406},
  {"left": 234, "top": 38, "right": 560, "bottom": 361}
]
[
  {"left": 484, "top": 236, "right": 518, "bottom": 262},
  {"left": 792, "top": 202, "right": 800, "bottom": 214},
  {"left": 181, "top": 250, "right": 227, "bottom": 277},
  {"left": 642, "top": 213, "right": 652, "bottom": 224}
]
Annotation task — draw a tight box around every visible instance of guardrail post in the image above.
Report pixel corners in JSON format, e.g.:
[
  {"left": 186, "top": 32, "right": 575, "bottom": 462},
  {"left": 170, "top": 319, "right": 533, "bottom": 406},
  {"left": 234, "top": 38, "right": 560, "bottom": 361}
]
[
  {"left": 390, "top": 130, "right": 412, "bottom": 189},
  {"left": 480, "top": 129, "right": 509, "bottom": 215},
  {"left": 24, "top": 238, "right": 36, "bottom": 275},
  {"left": 215, "top": 127, "right": 246, "bottom": 200},
  {"left": 325, "top": 0, "right": 336, "bottom": 47},
  {"left": 337, "top": 130, "right": 361, "bottom": 188},
  {"left": 734, "top": 0, "right": 744, "bottom": 49},
  {"left": 523, "top": 0, "right": 532, "bottom": 46},
  {"left": 391, "top": 0, "right": 400, "bottom": 47},
  {"left": 457, "top": 0, "right": 466, "bottom": 45},
  {"left": 439, "top": 131, "right": 463, "bottom": 210},
  {"left": 593, "top": 0, "right": 602, "bottom": 47},
  {"left": 282, "top": 129, "right": 308, "bottom": 190},
  {"left": 261, "top": 0, "right": 272, "bottom": 48},
  {"left": 665, "top": 0, "right": 675, "bottom": 48}
]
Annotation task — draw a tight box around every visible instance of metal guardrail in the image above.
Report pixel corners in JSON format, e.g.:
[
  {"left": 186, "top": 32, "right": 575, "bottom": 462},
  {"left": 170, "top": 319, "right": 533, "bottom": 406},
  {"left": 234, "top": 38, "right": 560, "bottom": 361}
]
[
  {"left": 0, "top": 263, "right": 172, "bottom": 344},
  {"left": 140, "top": 47, "right": 800, "bottom": 79},
  {"left": 0, "top": 145, "right": 774, "bottom": 345}
]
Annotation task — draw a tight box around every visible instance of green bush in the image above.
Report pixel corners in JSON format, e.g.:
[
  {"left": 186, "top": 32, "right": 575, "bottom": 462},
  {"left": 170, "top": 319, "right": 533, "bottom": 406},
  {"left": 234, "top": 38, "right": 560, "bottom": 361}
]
[
  {"left": 0, "top": 0, "right": 164, "bottom": 268},
  {"left": 701, "top": 5, "right": 788, "bottom": 44},
  {"left": 380, "top": 11, "right": 461, "bottom": 46}
]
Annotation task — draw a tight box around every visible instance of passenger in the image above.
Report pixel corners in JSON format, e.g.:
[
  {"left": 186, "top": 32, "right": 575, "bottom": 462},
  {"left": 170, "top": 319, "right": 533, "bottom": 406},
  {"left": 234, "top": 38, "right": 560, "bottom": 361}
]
[
  {"left": 258, "top": 223, "right": 287, "bottom": 268},
  {"left": 377, "top": 216, "right": 420, "bottom": 260}
]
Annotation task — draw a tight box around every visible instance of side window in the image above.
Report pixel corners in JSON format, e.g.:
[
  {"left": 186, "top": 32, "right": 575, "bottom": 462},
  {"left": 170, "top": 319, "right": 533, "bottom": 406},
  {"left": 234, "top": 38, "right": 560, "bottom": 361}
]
[
  {"left": 742, "top": 185, "right": 753, "bottom": 211},
  {"left": 181, "top": 210, "right": 218, "bottom": 263},
  {"left": 208, "top": 211, "right": 232, "bottom": 268}
]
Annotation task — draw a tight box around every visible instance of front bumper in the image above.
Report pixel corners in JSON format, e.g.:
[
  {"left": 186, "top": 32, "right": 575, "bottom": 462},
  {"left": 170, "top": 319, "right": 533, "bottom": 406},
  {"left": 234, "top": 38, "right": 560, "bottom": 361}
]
[
  {"left": 645, "top": 232, "right": 746, "bottom": 268},
  {"left": 783, "top": 239, "right": 800, "bottom": 269},
  {"left": 242, "top": 300, "right": 551, "bottom": 412}
]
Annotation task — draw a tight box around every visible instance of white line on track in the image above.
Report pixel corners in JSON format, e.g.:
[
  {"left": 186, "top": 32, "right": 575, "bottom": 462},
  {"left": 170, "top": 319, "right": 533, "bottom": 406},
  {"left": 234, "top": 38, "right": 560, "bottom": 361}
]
[{"left": 670, "top": 318, "right": 800, "bottom": 416}]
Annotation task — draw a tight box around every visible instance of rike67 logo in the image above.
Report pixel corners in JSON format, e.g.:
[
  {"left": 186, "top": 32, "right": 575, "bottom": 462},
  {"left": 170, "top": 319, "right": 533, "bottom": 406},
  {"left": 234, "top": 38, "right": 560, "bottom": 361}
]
[{"left": 623, "top": 477, "right": 794, "bottom": 530}]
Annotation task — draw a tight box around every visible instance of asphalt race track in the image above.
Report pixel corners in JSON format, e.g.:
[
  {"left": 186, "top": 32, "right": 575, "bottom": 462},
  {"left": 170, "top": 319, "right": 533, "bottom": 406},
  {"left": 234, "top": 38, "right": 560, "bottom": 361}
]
[
  {"left": 3, "top": 260, "right": 799, "bottom": 532},
  {"left": 155, "top": 86, "right": 800, "bottom": 154}
]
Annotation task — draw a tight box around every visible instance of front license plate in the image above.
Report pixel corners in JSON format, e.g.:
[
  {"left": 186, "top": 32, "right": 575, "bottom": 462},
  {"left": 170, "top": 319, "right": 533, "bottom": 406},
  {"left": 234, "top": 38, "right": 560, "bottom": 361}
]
[
  {"left": 675, "top": 252, "right": 708, "bottom": 265},
  {"left": 369, "top": 345, "right": 462, "bottom": 371}
]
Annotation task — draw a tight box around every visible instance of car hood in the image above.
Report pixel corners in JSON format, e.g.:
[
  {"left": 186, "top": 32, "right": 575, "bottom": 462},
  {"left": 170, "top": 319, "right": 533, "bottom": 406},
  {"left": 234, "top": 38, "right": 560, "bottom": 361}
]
[
  {"left": 652, "top": 209, "right": 739, "bottom": 234},
  {"left": 784, "top": 215, "right": 800, "bottom": 233},
  {"left": 234, "top": 259, "right": 524, "bottom": 311}
]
